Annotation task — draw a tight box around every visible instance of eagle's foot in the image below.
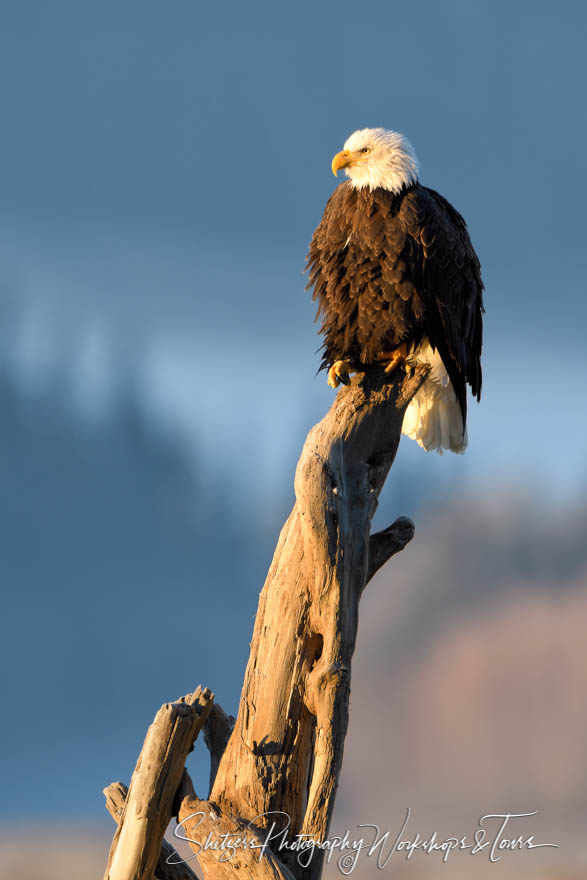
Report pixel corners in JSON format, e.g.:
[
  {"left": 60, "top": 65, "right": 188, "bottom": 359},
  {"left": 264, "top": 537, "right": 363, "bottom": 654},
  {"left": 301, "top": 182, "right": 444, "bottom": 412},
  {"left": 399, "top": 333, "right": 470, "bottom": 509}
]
[
  {"left": 327, "top": 360, "right": 352, "bottom": 388},
  {"left": 378, "top": 344, "right": 410, "bottom": 375}
]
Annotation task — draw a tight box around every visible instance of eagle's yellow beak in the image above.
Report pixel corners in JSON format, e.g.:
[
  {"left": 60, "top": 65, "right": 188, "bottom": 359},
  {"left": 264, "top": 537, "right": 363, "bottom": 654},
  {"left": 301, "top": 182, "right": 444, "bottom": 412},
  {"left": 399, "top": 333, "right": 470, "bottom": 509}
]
[{"left": 331, "top": 150, "right": 352, "bottom": 177}]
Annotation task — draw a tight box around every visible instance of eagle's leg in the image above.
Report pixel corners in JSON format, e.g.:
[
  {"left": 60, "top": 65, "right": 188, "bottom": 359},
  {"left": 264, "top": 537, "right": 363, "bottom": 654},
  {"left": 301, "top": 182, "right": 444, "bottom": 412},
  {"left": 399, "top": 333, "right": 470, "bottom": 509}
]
[
  {"left": 378, "top": 343, "right": 411, "bottom": 375},
  {"left": 327, "top": 359, "right": 352, "bottom": 389}
]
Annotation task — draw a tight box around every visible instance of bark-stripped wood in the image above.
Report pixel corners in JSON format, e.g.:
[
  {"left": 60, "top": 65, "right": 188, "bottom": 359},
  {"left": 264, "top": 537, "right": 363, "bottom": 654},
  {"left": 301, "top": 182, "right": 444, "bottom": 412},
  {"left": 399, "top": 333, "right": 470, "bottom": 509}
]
[
  {"left": 103, "top": 686, "right": 213, "bottom": 880},
  {"left": 103, "top": 366, "right": 424, "bottom": 880},
  {"left": 178, "top": 366, "right": 426, "bottom": 880},
  {"left": 104, "top": 782, "right": 199, "bottom": 880},
  {"left": 175, "top": 771, "right": 296, "bottom": 880},
  {"left": 366, "top": 515, "right": 415, "bottom": 585}
]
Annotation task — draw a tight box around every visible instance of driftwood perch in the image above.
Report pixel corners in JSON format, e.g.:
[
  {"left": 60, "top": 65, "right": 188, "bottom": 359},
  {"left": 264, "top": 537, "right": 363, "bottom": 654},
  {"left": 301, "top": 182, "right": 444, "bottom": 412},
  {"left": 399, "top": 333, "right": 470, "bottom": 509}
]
[{"left": 103, "top": 366, "right": 426, "bottom": 880}]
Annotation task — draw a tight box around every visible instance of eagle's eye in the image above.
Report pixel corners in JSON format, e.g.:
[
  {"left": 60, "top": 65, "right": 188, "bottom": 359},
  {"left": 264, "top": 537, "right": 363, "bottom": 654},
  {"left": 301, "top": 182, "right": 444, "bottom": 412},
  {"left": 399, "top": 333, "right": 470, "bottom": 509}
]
[{"left": 360, "top": 147, "right": 370, "bottom": 154}]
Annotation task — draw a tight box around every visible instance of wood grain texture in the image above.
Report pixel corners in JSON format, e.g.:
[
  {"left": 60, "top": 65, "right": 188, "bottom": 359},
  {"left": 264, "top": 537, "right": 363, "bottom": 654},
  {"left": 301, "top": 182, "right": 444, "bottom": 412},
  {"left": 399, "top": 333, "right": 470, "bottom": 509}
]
[
  {"left": 104, "top": 782, "right": 199, "bottom": 880},
  {"left": 103, "top": 366, "right": 424, "bottom": 880},
  {"left": 191, "top": 366, "right": 426, "bottom": 880},
  {"left": 103, "top": 686, "right": 213, "bottom": 880},
  {"left": 366, "top": 516, "right": 415, "bottom": 585}
]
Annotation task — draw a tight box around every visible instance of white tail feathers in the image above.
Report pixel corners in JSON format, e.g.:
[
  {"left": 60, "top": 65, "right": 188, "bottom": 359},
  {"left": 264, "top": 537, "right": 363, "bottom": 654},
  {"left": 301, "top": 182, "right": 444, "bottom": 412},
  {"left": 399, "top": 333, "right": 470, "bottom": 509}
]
[{"left": 401, "top": 342, "right": 467, "bottom": 454}]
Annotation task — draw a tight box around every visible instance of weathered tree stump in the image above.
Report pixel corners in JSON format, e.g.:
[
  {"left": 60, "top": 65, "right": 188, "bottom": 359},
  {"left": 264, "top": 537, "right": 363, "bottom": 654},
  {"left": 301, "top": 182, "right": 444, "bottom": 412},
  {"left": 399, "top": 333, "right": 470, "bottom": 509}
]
[{"left": 103, "top": 366, "right": 426, "bottom": 880}]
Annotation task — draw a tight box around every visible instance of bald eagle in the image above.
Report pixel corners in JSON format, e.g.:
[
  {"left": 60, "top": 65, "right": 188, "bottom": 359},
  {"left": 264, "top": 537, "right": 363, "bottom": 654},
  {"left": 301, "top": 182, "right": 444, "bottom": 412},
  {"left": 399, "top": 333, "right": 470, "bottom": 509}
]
[{"left": 306, "top": 128, "right": 484, "bottom": 454}]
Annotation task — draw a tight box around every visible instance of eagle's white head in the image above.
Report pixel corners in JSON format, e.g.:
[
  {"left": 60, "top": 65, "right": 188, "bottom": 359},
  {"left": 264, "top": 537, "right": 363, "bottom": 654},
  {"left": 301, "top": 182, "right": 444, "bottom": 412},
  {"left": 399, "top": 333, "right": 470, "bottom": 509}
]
[{"left": 331, "top": 127, "right": 419, "bottom": 194}]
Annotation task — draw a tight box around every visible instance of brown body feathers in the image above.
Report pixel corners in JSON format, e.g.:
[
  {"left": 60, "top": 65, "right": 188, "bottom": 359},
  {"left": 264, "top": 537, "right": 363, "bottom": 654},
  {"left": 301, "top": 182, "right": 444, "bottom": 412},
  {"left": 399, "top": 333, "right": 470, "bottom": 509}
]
[{"left": 306, "top": 181, "right": 484, "bottom": 424}]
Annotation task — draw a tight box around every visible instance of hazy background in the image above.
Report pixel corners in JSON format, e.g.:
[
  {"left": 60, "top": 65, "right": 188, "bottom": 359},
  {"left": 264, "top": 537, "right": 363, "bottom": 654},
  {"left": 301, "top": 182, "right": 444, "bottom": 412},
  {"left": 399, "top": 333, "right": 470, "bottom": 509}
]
[{"left": 1, "top": 1, "right": 586, "bottom": 877}]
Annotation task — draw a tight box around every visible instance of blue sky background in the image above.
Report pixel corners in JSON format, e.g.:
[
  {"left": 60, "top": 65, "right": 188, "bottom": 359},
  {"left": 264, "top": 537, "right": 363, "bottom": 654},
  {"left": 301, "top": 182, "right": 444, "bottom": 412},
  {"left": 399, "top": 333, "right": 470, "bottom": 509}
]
[{"left": 0, "top": 0, "right": 586, "bottom": 830}]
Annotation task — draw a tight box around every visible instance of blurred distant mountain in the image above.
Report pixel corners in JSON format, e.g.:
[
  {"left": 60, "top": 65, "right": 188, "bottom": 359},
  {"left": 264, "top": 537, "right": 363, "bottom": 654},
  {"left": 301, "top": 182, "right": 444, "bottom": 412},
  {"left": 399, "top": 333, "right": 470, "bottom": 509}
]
[{"left": 1, "top": 357, "right": 585, "bottom": 821}]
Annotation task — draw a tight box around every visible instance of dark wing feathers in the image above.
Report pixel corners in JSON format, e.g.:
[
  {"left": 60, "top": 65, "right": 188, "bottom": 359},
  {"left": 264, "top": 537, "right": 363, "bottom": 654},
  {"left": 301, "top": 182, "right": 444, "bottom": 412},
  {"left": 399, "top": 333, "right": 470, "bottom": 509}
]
[
  {"left": 417, "top": 187, "right": 484, "bottom": 403},
  {"left": 306, "top": 182, "right": 484, "bottom": 422}
]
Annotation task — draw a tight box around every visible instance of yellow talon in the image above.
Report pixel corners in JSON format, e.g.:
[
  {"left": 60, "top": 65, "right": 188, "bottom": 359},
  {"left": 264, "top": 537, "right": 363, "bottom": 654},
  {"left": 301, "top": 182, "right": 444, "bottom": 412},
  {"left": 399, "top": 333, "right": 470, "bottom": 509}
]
[
  {"left": 327, "top": 360, "right": 351, "bottom": 388},
  {"left": 378, "top": 343, "right": 410, "bottom": 374}
]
